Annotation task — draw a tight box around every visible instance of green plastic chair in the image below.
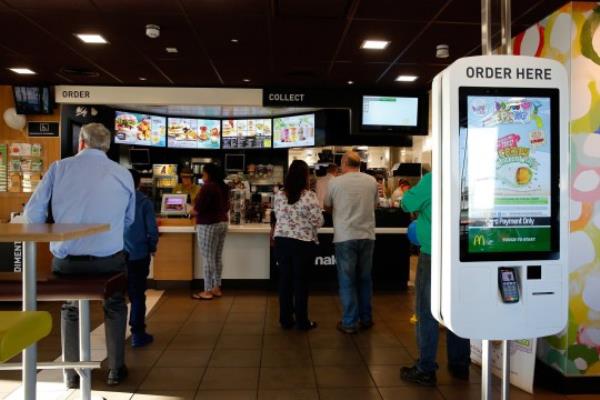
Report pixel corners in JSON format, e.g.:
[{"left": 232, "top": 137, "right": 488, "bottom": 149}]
[{"left": 0, "top": 311, "right": 52, "bottom": 363}]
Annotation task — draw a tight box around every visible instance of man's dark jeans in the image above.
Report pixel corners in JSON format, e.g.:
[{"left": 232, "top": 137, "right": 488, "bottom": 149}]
[
  {"left": 415, "top": 253, "right": 471, "bottom": 373},
  {"left": 52, "top": 252, "right": 127, "bottom": 382},
  {"left": 127, "top": 256, "right": 150, "bottom": 335}
]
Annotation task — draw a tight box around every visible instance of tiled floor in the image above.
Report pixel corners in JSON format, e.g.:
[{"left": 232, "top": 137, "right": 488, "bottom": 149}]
[{"left": 0, "top": 288, "right": 596, "bottom": 400}]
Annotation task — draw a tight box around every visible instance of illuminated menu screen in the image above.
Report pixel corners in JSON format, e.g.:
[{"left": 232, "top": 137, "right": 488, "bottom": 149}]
[
  {"left": 114, "top": 111, "right": 166, "bottom": 147},
  {"left": 458, "top": 88, "right": 559, "bottom": 261},
  {"left": 222, "top": 119, "right": 272, "bottom": 149},
  {"left": 167, "top": 118, "right": 221, "bottom": 149},
  {"left": 273, "top": 114, "right": 315, "bottom": 148}
]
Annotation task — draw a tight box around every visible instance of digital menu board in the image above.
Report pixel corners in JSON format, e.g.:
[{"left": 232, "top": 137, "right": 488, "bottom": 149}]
[
  {"left": 273, "top": 114, "right": 315, "bottom": 148},
  {"left": 114, "top": 111, "right": 166, "bottom": 147},
  {"left": 167, "top": 118, "right": 220, "bottom": 149},
  {"left": 459, "top": 88, "right": 559, "bottom": 261},
  {"left": 222, "top": 119, "right": 272, "bottom": 149},
  {"left": 362, "top": 96, "right": 419, "bottom": 127}
]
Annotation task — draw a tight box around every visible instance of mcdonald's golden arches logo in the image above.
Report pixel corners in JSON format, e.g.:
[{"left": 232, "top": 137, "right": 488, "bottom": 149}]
[{"left": 473, "top": 234, "right": 486, "bottom": 247}]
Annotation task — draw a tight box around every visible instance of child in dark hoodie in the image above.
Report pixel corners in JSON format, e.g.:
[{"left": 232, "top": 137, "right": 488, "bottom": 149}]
[{"left": 124, "top": 169, "right": 159, "bottom": 348}]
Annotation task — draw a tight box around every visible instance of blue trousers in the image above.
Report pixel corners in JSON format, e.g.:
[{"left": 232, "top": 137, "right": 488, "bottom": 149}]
[
  {"left": 416, "top": 253, "right": 471, "bottom": 373},
  {"left": 335, "top": 239, "right": 375, "bottom": 328},
  {"left": 127, "top": 256, "right": 150, "bottom": 335}
]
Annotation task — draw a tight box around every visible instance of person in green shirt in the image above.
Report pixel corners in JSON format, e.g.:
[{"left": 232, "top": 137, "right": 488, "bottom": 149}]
[{"left": 400, "top": 172, "right": 471, "bottom": 386}]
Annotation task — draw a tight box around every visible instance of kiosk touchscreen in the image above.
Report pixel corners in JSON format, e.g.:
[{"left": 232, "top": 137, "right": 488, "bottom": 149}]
[{"left": 431, "top": 56, "right": 569, "bottom": 340}]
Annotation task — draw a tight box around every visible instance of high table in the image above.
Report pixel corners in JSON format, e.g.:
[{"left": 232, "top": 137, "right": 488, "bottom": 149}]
[{"left": 0, "top": 223, "right": 109, "bottom": 400}]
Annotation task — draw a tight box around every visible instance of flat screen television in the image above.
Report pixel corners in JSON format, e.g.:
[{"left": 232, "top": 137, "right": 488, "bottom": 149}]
[
  {"left": 458, "top": 87, "right": 560, "bottom": 262},
  {"left": 129, "top": 148, "right": 150, "bottom": 165},
  {"left": 225, "top": 153, "right": 245, "bottom": 172},
  {"left": 360, "top": 94, "right": 427, "bottom": 134},
  {"left": 12, "top": 86, "right": 53, "bottom": 115},
  {"left": 114, "top": 111, "right": 166, "bottom": 147},
  {"left": 167, "top": 117, "right": 220, "bottom": 149},
  {"left": 273, "top": 113, "right": 315, "bottom": 148},
  {"left": 222, "top": 118, "right": 272, "bottom": 149}
]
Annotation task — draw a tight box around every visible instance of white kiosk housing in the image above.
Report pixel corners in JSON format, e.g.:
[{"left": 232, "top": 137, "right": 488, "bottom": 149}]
[{"left": 431, "top": 55, "right": 569, "bottom": 340}]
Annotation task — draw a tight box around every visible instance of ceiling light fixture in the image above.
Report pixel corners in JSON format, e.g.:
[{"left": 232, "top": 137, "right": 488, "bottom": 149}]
[
  {"left": 347, "top": 80, "right": 354, "bottom": 85},
  {"left": 138, "top": 77, "right": 147, "bottom": 81},
  {"left": 243, "top": 78, "right": 251, "bottom": 83},
  {"left": 361, "top": 40, "right": 390, "bottom": 50},
  {"left": 165, "top": 47, "right": 178, "bottom": 53},
  {"left": 395, "top": 75, "right": 418, "bottom": 82},
  {"left": 231, "top": 38, "right": 239, "bottom": 43},
  {"left": 9, "top": 68, "right": 36, "bottom": 75},
  {"left": 76, "top": 34, "right": 108, "bottom": 44}
]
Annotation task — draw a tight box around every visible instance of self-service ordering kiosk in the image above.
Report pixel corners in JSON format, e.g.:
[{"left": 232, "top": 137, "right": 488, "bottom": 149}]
[{"left": 431, "top": 55, "right": 569, "bottom": 340}]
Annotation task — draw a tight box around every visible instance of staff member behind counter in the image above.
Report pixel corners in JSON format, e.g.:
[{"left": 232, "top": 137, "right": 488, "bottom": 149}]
[{"left": 173, "top": 168, "right": 200, "bottom": 206}]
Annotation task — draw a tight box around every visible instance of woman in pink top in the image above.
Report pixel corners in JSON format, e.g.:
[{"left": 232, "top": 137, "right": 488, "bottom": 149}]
[{"left": 273, "top": 160, "right": 324, "bottom": 330}]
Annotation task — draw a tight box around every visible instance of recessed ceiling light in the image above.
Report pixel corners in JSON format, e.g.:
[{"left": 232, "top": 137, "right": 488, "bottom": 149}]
[
  {"left": 138, "top": 77, "right": 147, "bottom": 81},
  {"left": 76, "top": 34, "right": 108, "bottom": 44},
  {"left": 9, "top": 68, "right": 36, "bottom": 75},
  {"left": 347, "top": 80, "right": 354, "bottom": 85},
  {"left": 243, "top": 78, "right": 251, "bottom": 83},
  {"left": 231, "top": 38, "right": 239, "bottom": 43},
  {"left": 361, "top": 40, "right": 390, "bottom": 50},
  {"left": 395, "top": 75, "right": 418, "bottom": 82},
  {"left": 165, "top": 47, "right": 178, "bottom": 53}
]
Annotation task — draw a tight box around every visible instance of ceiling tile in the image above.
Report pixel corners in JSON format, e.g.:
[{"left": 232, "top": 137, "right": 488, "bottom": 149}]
[
  {"left": 3, "top": 0, "right": 94, "bottom": 11},
  {"left": 355, "top": 0, "right": 449, "bottom": 21},
  {"left": 329, "top": 61, "right": 388, "bottom": 85},
  {"left": 94, "top": 0, "right": 183, "bottom": 14},
  {"left": 272, "top": 18, "right": 345, "bottom": 62},
  {"left": 277, "top": 0, "right": 350, "bottom": 18},
  {"left": 154, "top": 58, "right": 221, "bottom": 86},
  {"left": 179, "top": 0, "right": 268, "bottom": 17}
]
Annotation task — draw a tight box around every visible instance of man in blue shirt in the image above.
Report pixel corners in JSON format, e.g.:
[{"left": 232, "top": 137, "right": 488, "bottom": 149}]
[
  {"left": 24, "top": 123, "right": 135, "bottom": 387},
  {"left": 124, "top": 169, "right": 158, "bottom": 348}
]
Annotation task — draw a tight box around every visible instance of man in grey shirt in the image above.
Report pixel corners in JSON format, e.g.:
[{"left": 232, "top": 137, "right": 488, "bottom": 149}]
[{"left": 324, "top": 151, "right": 378, "bottom": 334}]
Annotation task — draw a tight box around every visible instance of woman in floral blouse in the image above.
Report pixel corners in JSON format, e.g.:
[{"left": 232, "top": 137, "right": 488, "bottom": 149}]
[{"left": 273, "top": 160, "right": 324, "bottom": 330}]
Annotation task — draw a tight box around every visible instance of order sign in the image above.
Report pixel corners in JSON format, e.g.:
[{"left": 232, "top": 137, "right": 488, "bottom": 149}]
[{"left": 459, "top": 94, "right": 554, "bottom": 256}]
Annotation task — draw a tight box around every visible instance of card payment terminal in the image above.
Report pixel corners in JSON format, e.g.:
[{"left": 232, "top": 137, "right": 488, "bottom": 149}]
[{"left": 498, "top": 267, "right": 520, "bottom": 303}]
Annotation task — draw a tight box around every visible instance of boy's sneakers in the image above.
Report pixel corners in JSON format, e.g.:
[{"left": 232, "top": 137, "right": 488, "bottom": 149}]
[
  {"left": 400, "top": 365, "right": 437, "bottom": 387},
  {"left": 131, "top": 332, "right": 154, "bottom": 348}
]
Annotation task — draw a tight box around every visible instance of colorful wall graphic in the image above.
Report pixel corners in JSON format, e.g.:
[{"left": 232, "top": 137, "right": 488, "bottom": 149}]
[{"left": 514, "top": 2, "right": 600, "bottom": 377}]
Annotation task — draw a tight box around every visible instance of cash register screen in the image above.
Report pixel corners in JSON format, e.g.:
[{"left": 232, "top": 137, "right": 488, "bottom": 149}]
[
  {"left": 161, "top": 194, "right": 188, "bottom": 216},
  {"left": 458, "top": 87, "right": 560, "bottom": 262}
]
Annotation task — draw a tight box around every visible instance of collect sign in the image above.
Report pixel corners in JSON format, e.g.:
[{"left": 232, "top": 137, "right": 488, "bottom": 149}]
[
  {"left": 28, "top": 122, "right": 59, "bottom": 137},
  {"left": 263, "top": 88, "right": 342, "bottom": 107}
]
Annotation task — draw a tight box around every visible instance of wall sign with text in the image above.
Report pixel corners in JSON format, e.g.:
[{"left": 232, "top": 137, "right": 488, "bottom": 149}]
[{"left": 28, "top": 122, "right": 59, "bottom": 137}]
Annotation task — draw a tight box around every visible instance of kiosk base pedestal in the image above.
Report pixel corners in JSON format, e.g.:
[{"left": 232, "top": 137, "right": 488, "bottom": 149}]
[{"left": 482, "top": 340, "right": 511, "bottom": 400}]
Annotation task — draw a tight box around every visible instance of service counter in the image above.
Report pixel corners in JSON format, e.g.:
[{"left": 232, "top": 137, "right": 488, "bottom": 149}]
[{"left": 154, "top": 217, "right": 410, "bottom": 290}]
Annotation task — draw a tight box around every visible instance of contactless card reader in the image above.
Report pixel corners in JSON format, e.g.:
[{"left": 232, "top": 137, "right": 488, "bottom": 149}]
[
  {"left": 430, "top": 55, "right": 569, "bottom": 340},
  {"left": 498, "top": 267, "right": 519, "bottom": 304}
]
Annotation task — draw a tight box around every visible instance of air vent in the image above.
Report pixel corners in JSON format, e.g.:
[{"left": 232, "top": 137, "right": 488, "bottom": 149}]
[{"left": 60, "top": 67, "right": 100, "bottom": 78}]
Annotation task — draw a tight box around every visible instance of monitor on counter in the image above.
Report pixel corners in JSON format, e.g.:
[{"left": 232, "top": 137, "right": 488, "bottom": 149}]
[
  {"left": 167, "top": 117, "right": 221, "bottom": 149},
  {"left": 273, "top": 113, "right": 316, "bottom": 148},
  {"left": 13, "top": 86, "right": 53, "bottom": 115},
  {"left": 114, "top": 111, "right": 166, "bottom": 147},
  {"left": 222, "top": 119, "right": 272, "bottom": 149},
  {"left": 360, "top": 94, "right": 427, "bottom": 134},
  {"left": 160, "top": 193, "right": 188, "bottom": 216}
]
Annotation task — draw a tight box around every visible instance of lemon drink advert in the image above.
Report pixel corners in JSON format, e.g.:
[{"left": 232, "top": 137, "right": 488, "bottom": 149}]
[{"left": 460, "top": 95, "right": 552, "bottom": 254}]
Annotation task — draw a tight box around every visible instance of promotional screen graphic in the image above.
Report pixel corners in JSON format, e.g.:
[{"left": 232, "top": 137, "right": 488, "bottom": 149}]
[
  {"left": 114, "top": 111, "right": 166, "bottom": 147},
  {"left": 460, "top": 95, "right": 552, "bottom": 254}
]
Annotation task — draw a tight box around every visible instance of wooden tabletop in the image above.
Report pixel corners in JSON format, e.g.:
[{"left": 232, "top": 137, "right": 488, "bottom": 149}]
[{"left": 0, "top": 224, "right": 110, "bottom": 242}]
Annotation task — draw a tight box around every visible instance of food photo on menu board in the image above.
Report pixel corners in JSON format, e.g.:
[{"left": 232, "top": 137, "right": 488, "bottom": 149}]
[
  {"left": 460, "top": 95, "right": 553, "bottom": 254},
  {"left": 273, "top": 114, "right": 315, "bottom": 148},
  {"left": 222, "top": 119, "right": 272, "bottom": 149},
  {"left": 114, "top": 111, "right": 166, "bottom": 147},
  {"left": 167, "top": 118, "right": 220, "bottom": 149}
]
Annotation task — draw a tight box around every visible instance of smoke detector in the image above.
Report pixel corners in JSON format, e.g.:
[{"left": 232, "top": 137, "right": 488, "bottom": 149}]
[
  {"left": 146, "top": 24, "right": 160, "bottom": 39},
  {"left": 436, "top": 44, "right": 449, "bottom": 59}
]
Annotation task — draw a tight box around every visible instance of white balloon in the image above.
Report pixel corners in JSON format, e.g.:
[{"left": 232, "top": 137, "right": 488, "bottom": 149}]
[{"left": 3, "top": 107, "right": 26, "bottom": 131}]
